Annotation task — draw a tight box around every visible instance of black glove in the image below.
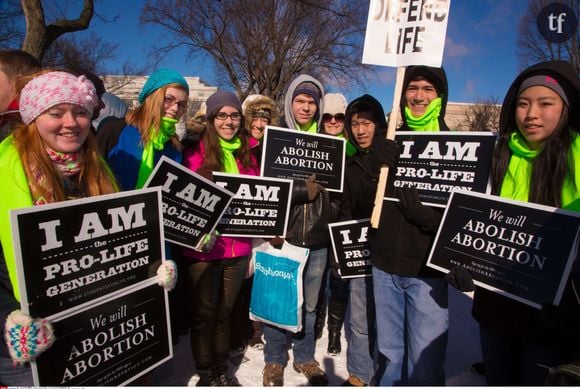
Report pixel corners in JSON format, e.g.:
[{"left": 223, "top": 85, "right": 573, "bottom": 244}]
[
  {"left": 395, "top": 187, "right": 441, "bottom": 232},
  {"left": 305, "top": 174, "right": 325, "bottom": 201},
  {"left": 445, "top": 266, "right": 475, "bottom": 292},
  {"left": 396, "top": 186, "right": 425, "bottom": 221},
  {"left": 269, "top": 236, "right": 285, "bottom": 249},
  {"left": 371, "top": 138, "right": 400, "bottom": 169}
]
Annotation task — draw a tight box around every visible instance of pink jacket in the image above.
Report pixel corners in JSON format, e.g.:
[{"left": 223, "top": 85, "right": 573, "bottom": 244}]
[{"left": 178, "top": 139, "right": 260, "bottom": 260}]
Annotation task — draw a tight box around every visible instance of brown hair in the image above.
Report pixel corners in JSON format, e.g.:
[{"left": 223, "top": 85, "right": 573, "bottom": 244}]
[{"left": 200, "top": 110, "right": 255, "bottom": 172}]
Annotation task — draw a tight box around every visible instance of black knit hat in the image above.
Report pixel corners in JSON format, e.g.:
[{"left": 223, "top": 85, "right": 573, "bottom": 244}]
[{"left": 292, "top": 81, "right": 321, "bottom": 107}]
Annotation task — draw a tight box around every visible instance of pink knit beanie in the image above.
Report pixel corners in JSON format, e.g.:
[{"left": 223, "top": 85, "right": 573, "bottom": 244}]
[{"left": 19, "top": 71, "right": 98, "bottom": 125}]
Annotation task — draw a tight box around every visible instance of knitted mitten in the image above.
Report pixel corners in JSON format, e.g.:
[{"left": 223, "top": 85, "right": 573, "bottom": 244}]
[
  {"left": 156, "top": 259, "right": 178, "bottom": 291},
  {"left": 194, "top": 230, "right": 219, "bottom": 252},
  {"left": 5, "top": 310, "right": 55, "bottom": 363}
]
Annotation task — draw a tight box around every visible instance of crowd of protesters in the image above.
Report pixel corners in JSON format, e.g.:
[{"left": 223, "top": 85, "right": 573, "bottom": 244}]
[{"left": 0, "top": 47, "right": 578, "bottom": 386}]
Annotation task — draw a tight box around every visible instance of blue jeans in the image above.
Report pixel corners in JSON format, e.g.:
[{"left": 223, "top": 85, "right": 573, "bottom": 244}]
[
  {"left": 0, "top": 355, "right": 33, "bottom": 385},
  {"left": 372, "top": 266, "right": 448, "bottom": 385},
  {"left": 347, "top": 276, "right": 376, "bottom": 384},
  {"left": 263, "top": 246, "right": 327, "bottom": 365}
]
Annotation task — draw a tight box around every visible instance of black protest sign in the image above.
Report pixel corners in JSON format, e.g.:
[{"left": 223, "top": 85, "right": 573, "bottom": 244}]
[
  {"left": 214, "top": 173, "right": 293, "bottom": 237},
  {"left": 328, "top": 219, "right": 372, "bottom": 278},
  {"left": 11, "top": 188, "right": 164, "bottom": 318},
  {"left": 387, "top": 132, "right": 496, "bottom": 207},
  {"left": 261, "top": 126, "right": 345, "bottom": 192},
  {"left": 144, "top": 156, "right": 234, "bottom": 249},
  {"left": 427, "top": 191, "right": 580, "bottom": 309},
  {"left": 33, "top": 282, "right": 171, "bottom": 386}
]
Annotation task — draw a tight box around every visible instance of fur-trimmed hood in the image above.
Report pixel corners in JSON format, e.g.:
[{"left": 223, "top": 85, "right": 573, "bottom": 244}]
[{"left": 243, "top": 95, "right": 279, "bottom": 127}]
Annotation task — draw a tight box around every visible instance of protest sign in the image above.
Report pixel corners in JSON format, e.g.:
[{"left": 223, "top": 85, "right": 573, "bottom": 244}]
[
  {"left": 328, "top": 219, "right": 372, "bottom": 278},
  {"left": 32, "top": 281, "right": 171, "bottom": 386},
  {"left": 261, "top": 126, "right": 345, "bottom": 192},
  {"left": 11, "top": 188, "right": 164, "bottom": 319},
  {"left": 144, "top": 156, "right": 234, "bottom": 249},
  {"left": 214, "top": 173, "right": 293, "bottom": 237},
  {"left": 427, "top": 191, "right": 580, "bottom": 309},
  {"left": 362, "top": 0, "right": 451, "bottom": 67},
  {"left": 387, "top": 131, "right": 496, "bottom": 207}
]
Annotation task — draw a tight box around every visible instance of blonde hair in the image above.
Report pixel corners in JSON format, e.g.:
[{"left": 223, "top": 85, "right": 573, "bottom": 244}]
[
  {"left": 125, "top": 83, "right": 187, "bottom": 149},
  {"left": 13, "top": 69, "right": 118, "bottom": 202}
]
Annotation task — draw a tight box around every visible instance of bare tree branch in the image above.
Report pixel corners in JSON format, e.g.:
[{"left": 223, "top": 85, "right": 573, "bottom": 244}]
[
  {"left": 141, "top": 0, "right": 373, "bottom": 103},
  {"left": 517, "top": 0, "right": 578, "bottom": 73},
  {"left": 21, "top": 0, "right": 94, "bottom": 61}
]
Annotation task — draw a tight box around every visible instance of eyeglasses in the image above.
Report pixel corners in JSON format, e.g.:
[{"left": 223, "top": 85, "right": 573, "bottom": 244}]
[
  {"left": 322, "top": 113, "right": 345, "bottom": 123},
  {"left": 164, "top": 95, "right": 188, "bottom": 110},
  {"left": 215, "top": 112, "right": 242, "bottom": 121}
]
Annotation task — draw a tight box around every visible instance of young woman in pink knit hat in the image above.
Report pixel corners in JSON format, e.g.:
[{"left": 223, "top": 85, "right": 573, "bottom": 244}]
[{"left": 0, "top": 69, "right": 177, "bottom": 385}]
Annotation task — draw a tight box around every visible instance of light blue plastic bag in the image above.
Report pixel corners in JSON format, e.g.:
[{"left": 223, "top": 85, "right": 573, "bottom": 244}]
[{"left": 249, "top": 240, "right": 309, "bottom": 333}]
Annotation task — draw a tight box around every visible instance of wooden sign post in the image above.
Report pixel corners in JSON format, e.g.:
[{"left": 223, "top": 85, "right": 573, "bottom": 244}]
[{"left": 362, "top": 0, "right": 452, "bottom": 228}]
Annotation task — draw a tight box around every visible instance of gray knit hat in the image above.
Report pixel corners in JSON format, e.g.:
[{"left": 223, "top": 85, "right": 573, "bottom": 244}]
[{"left": 206, "top": 90, "right": 242, "bottom": 118}]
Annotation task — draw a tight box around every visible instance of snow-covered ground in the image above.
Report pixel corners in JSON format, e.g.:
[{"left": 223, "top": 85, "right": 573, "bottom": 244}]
[{"left": 152, "top": 288, "right": 485, "bottom": 386}]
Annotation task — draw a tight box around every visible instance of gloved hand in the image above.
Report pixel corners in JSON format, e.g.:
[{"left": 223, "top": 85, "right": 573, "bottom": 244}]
[
  {"left": 395, "top": 187, "right": 439, "bottom": 231},
  {"left": 371, "top": 138, "right": 400, "bottom": 168},
  {"left": 196, "top": 164, "right": 214, "bottom": 182},
  {"left": 156, "top": 260, "right": 178, "bottom": 291},
  {"left": 5, "top": 310, "right": 55, "bottom": 363},
  {"left": 269, "top": 236, "right": 285, "bottom": 249},
  {"left": 305, "top": 174, "right": 325, "bottom": 201},
  {"left": 194, "top": 230, "right": 219, "bottom": 252},
  {"left": 445, "top": 266, "right": 475, "bottom": 292}
]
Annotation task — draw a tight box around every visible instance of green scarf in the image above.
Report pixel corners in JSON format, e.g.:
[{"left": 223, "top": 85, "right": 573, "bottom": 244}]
[
  {"left": 501, "top": 131, "right": 580, "bottom": 211},
  {"left": 136, "top": 117, "right": 178, "bottom": 189},
  {"left": 405, "top": 97, "right": 442, "bottom": 132},
  {"left": 219, "top": 136, "right": 241, "bottom": 174},
  {"left": 299, "top": 120, "right": 318, "bottom": 134}
]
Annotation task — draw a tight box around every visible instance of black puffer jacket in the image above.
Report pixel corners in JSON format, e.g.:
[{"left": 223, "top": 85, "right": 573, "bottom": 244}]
[{"left": 369, "top": 66, "right": 450, "bottom": 277}]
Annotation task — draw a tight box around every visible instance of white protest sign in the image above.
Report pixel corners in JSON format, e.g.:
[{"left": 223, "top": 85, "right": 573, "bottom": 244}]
[{"left": 362, "top": 0, "right": 451, "bottom": 67}]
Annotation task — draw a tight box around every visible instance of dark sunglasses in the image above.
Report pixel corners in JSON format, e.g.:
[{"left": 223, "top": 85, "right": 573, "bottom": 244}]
[{"left": 322, "top": 113, "right": 345, "bottom": 122}]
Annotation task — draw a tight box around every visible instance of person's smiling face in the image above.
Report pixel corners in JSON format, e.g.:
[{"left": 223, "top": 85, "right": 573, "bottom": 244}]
[
  {"left": 516, "top": 85, "right": 564, "bottom": 149},
  {"left": 35, "top": 103, "right": 91, "bottom": 152},
  {"left": 404, "top": 79, "right": 438, "bottom": 117},
  {"left": 214, "top": 106, "right": 242, "bottom": 140}
]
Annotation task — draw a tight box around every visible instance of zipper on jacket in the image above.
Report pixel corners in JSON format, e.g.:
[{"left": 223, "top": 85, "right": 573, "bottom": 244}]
[
  {"left": 302, "top": 204, "right": 308, "bottom": 245},
  {"left": 231, "top": 238, "right": 236, "bottom": 257}
]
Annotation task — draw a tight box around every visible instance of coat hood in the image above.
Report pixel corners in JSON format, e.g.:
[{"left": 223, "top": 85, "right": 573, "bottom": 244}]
[
  {"left": 499, "top": 60, "right": 579, "bottom": 136},
  {"left": 283, "top": 74, "right": 325, "bottom": 131},
  {"left": 344, "top": 94, "right": 387, "bottom": 152},
  {"left": 399, "top": 65, "right": 450, "bottom": 131}
]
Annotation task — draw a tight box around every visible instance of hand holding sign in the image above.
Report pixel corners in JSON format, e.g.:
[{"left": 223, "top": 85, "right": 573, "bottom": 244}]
[
  {"left": 306, "top": 174, "right": 325, "bottom": 201},
  {"left": 5, "top": 310, "right": 55, "bottom": 363}
]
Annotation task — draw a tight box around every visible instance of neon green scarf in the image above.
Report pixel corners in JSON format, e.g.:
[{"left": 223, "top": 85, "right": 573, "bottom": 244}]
[
  {"left": 501, "top": 131, "right": 580, "bottom": 211},
  {"left": 405, "top": 97, "right": 442, "bottom": 132},
  {"left": 136, "top": 117, "right": 178, "bottom": 189},
  {"left": 219, "top": 137, "right": 241, "bottom": 174},
  {"left": 299, "top": 120, "right": 318, "bottom": 134}
]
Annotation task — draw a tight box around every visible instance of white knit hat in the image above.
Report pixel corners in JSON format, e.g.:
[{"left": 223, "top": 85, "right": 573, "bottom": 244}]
[{"left": 323, "top": 93, "right": 347, "bottom": 115}]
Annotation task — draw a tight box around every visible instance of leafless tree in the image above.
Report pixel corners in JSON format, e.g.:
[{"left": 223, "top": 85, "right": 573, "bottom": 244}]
[
  {"left": 517, "top": 0, "right": 578, "bottom": 73},
  {"left": 140, "top": 0, "right": 372, "bottom": 102},
  {"left": 21, "top": 0, "right": 95, "bottom": 61},
  {"left": 461, "top": 97, "right": 501, "bottom": 132}
]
